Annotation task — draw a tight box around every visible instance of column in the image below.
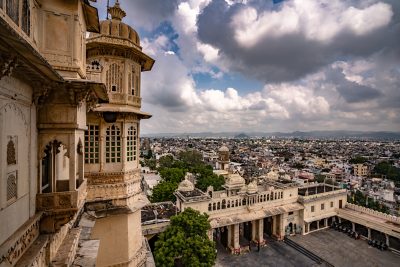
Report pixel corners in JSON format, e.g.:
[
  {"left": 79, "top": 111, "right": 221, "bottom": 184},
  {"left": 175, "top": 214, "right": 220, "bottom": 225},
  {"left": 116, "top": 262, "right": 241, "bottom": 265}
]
[
  {"left": 368, "top": 228, "right": 371, "bottom": 240},
  {"left": 385, "top": 234, "right": 390, "bottom": 247},
  {"left": 257, "top": 219, "right": 264, "bottom": 244},
  {"left": 251, "top": 221, "right": 257, "bottom": 241},
  {"left": 317, "top": 220, "right": 320, "bottom": 230},
  {"left": 233, "top": 223, "right": 240, "bottom": 250},
  {"left": 121, "top": 121, "right": 126, "bottom": 171},
  {"left": 325, "top": 218, "right": 328, "bottom": 228},
  {"left": 338, "top": 217, "right": 342, "bottom": 223},
  {"left": 69, "top": 135, "right": 77, "bottom": 191},
  {"left": 227, "top": 225, "right": 233, "bottom": 248},
  {"left": 272, "top": 216, "right": 276, "bottom": 236},
  {"left": 208, "top": 229, "right": 213, "bottom": 241},
  {"left": 352, "top": 222, "right": 355, "bottom": 232}
]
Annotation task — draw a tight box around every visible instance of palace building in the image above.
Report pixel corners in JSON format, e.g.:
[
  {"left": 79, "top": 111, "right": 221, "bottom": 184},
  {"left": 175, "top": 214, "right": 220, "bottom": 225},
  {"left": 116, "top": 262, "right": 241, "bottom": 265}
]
[
  {"left": 172, "top": 146, "right": 400, "bottom": 254},
  {"left": 0, "top": 1, "right": 153, "bottom": 266}
]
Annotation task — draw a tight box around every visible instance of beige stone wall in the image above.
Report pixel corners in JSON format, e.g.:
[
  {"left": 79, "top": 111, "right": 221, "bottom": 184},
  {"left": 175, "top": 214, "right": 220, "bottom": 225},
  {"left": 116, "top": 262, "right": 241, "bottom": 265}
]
[
  {"left": 38, "top": 0, "right": 87, "bottom": 78},
  {"left": 0, "top": 76, "right": 37, "bottom": 245},
  {"left": 91, "top": 211, "right": 144, "bottom": 267}
]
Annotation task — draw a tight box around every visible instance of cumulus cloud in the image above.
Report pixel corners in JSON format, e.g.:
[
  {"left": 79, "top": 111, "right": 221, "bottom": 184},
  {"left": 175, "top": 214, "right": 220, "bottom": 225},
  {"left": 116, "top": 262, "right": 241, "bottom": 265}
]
[
  {"left": 197, "top": 0, "right": 398, "bottom": 82},
  {"left": 93, "top": 0, "right": 400, "bottom": 133}
]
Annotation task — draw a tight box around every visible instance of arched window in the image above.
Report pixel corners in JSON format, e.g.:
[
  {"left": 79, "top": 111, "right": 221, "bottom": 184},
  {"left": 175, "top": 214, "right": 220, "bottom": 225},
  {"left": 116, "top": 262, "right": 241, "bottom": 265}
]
[
  {"left": 271, "top": 192, "right": 274, "bottom": 200},
  {"left": 227, "top": 201, "right": 230, "bottom": 208},
  {"left": 106, "top": 125, "right": 121, "bottom": 163},
  {"left": 106, "top": 63, "right": 122, "bottom": 92},
  {"left": 222, "top": 199, "right": 226, "bottom": 209},
  {"left": 217, "top": 202, "right": 220, "bottom": 210},
  {"left": 275, "top": 192, "right": 277, "bottom": 199},
  {"left": 85, "top": 124, "right": 99, "bottom": 164},
  {"left": 281, "top": 192, "right": 283, "bottom": 198},
  {"left": 242, "top": 199, "right": 246, "bottom": 205},
  {"left": 127, "top": 125, "right": 137, "bottom": 161},
  {"left": 235, "top": 199, "right": 238, "bottom": 207},
  {"left": 267, "top": 194, "right": 270, "bottom": 201},
  {"left": 208, "top": 203, "right": 212, "bottom": 211},
  {"left": 213, "top": 203, "right": 216, "bottom": 210}
]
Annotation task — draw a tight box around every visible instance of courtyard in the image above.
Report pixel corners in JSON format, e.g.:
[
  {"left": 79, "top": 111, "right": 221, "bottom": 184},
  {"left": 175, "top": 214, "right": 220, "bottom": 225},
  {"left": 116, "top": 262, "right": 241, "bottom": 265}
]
[{"left": 215, "top": 229, "right": 400, "bottom": 267}]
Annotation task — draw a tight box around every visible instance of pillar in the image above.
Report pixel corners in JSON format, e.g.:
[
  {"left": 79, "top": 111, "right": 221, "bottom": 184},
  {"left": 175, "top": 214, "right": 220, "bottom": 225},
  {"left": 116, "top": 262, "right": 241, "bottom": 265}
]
[
  {"left": 317, "top": 220, "right": 320, "bottom": 230},
  {"left": 69, "top": 135, "right": 77, "bottom": 191},
  {"left": 325, "top": 218, "right": 328, "bottom": 228},
  {"left": 352, "top": 222, "right": 355, "bottom": 232},
  {"left": 227, "top": 225, "right": 233, "bottom": 248},
  {"left": 386, "top": 234, "right": 390, "bottom": 247},
  {"left": 251, "top": 221, "right": 257, "bottom": 241},
  {"left": 338, "top": 217, "right": 342, "bottom": 223},
  {"left": 233, "top": 223, "right": 240, "bottom": 250},
  {"left": 368, "top": 228, "right": 371, "bottom": 240},
  {"left": 208, "top": 229, "right": 213, "bottom": 240},
  {"left": 257, "top": 219, "right": 264, "bottom": 243}
]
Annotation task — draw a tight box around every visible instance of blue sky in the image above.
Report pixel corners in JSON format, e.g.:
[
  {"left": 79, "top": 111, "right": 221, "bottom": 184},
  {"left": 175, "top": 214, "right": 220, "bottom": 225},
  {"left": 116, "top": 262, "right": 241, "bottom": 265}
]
[{"left": 92, "top": 0, "right": 400, "bottom": 134}]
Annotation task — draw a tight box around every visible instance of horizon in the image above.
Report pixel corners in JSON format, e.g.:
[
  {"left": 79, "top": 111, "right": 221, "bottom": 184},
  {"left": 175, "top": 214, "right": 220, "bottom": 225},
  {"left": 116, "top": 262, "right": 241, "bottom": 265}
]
[{"left": 93, "top": 0, "right": 400, "bottom": 134}]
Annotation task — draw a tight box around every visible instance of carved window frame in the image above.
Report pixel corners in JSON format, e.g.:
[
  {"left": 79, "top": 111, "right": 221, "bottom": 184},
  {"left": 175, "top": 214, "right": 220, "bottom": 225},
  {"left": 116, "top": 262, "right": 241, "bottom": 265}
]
[
  {"left": 105, "top": 124, "right": 121, "bottom": 163},
  {"left": 7, "top": 135, "right": 17, "bottom": 165},
  {"left": 105, "top": 63, "right": 123, "bottom": 93},
  {"left": 85, "top": 124, "right": 99, "bottom": 164},
  {"left": 128, "top": 64, "right": 135, "bottom": 96},
  {"left": 127, "top": 125, "right": 137, "bottom": 162},
  {"left": 6, "top": 171, "right": 17, "bottom": 204}
]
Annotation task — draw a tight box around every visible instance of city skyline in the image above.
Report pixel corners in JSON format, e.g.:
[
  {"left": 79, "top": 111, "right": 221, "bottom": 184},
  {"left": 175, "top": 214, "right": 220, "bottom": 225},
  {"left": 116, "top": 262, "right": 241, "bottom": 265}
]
[{"left": 93, "top": 0, "right": 400, "bottom": 134}]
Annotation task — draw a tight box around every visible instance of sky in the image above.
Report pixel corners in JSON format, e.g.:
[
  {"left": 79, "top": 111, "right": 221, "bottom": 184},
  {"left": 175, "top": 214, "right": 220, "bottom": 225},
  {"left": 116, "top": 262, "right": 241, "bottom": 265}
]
[{"left": 92, "top": 0, "right": 400, "bottom": 134}]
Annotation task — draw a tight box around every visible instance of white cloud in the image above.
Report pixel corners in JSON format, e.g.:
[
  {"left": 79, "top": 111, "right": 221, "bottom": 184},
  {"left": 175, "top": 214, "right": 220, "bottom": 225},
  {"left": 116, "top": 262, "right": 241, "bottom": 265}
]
[{"left": 232, "top": 0, "right": 392, "bottom": 48}]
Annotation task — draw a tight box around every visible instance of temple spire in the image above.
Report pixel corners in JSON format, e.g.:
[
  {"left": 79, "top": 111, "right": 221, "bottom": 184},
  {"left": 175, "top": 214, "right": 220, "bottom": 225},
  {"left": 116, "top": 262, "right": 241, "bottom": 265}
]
[{"left": 108, "top": 0, "right": 126, "bottom": 21}]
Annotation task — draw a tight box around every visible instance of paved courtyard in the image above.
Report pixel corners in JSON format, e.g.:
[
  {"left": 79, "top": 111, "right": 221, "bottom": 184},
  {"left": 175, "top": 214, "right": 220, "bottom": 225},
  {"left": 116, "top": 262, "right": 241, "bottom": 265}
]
[
  {"left": 290, "top": 229, "right": 400, "bottom": 267},
  {"left": 215, "top": 237, "right": 319, "bottom": 267},
  {"left": 215, "top": 230, "right": 400, "bottom": 267}
]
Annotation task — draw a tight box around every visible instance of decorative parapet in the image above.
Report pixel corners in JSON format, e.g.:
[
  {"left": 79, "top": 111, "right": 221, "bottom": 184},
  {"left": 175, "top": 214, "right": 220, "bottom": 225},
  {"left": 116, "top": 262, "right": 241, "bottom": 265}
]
[
  {"left": 108, "top": 93, "right": 141, "bottom": 108},
  {"left": 36, "top": 180, "right": 87, "bottom": 212},
  {"left": 345, "top": 203, "right": 400, "bottom": 225},
  {"left": 298, "top": 189, "right": 347, "bottom": 204},
  {"left": 0, "top": 213, "right": 42, "bottom": 266},
  {"left": 86, "top": 179, "right": 141, "bottom": 202}
]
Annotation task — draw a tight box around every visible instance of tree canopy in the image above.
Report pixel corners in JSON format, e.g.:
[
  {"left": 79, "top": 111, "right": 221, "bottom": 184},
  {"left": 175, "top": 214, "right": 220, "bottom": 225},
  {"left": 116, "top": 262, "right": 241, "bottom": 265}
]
[
  {"left": 150, "top": 180, "right": 178, "bottom": 203},
  {"left": 154, "top": 208, "right": 216, "bottom": 267}
]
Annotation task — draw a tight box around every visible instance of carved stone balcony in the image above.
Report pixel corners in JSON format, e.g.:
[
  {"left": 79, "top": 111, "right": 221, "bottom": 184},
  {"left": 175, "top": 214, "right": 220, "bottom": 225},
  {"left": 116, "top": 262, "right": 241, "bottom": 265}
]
[
  {"left": 109, "top": 93, "right": 141, "bottom": 108},
  {"left": 36, "top": 180, "right": 87, "bottom": 212}
]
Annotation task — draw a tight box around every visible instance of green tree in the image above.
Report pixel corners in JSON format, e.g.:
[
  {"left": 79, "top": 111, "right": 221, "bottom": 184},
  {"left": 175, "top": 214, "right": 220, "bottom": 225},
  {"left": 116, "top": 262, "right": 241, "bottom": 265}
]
[
  {"left": 178, "top": 150, "right": 203, "bottom": 169},
  {"left": 373, "top": 161, "right": 400, "bottom": 182},
  {"left": 196, "top": 174, "right": 225, "bottom": 191},
  {"left": 144, "top": 158, "right": 156, "bottom": 170},
  {"left": 159, "top": 155, "right": 175, "bottom": 169},
  {"left": 159, "top": 168, "right": 186, "bottom": 184},
  {"left": 150, "top": 180, "right": 178, "bottom": 203},
  {"left": 349, "top": 156, "right": 367, "bottom": 164},
  {"left": 154, "top": 208, "right": 216, "bottom": 267}
]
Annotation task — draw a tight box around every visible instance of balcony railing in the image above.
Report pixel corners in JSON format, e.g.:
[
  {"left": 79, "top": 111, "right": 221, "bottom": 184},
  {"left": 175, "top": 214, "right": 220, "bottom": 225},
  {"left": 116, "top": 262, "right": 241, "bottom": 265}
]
[
  {"left": 36, "top": 179, "right": 87, "bottom": 212},
  {"left": 109, "top": 93, "right": 141, "bottom": 107}
]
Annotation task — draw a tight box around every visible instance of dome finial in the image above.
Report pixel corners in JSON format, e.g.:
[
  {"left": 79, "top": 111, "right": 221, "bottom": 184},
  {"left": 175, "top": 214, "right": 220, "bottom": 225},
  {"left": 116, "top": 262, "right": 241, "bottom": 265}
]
[{"left": 108, "top": 0, "right": 126, "bottom": 21}]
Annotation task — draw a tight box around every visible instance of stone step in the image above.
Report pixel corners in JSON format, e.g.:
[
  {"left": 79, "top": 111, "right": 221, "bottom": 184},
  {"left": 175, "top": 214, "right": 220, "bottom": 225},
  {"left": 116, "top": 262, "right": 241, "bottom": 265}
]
[{"left": 51, "top": 228, "right": 81, "bottom": 267}]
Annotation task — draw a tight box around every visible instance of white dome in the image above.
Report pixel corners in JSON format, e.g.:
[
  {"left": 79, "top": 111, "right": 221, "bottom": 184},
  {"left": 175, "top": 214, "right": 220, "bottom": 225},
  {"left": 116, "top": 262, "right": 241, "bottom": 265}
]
[
  {"left": 219, "top": 145, "right": 229, "bottom": 152},
  {"left": 178, "top": 179, "right": 194, "bottom": 192},
  {"left": 226, "top": 173, "right": 245, "bottom": 187},
  {"left": 247, "top": 181, "right": 258, "bottom": 194}
]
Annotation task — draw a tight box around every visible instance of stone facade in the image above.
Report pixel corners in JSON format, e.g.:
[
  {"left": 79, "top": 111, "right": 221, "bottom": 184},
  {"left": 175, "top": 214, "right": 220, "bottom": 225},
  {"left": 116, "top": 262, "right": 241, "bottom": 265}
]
[{"left": 0, "top": 1, "right": 152, "bottom": 266}]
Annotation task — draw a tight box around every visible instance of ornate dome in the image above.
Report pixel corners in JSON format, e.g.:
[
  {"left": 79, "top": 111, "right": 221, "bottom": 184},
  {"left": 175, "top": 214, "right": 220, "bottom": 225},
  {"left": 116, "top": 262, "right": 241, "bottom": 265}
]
[
  {"left": 226, "top": 173, "right": 245, "bottom": 187},
  {"left": 178, "top": 179, "right": 194, "bottom": 192},
  {"left": 219, "top": 145, "right": 229, "bottom": 152},
  {"left": 90, "top": 1, "right": 140, "bottom": 46},
  {"left": 239, "top": 185, "right": 247, "bottom": 193},
  {"left": 247, "top": 181, "right": 258, "bottom": 194}
]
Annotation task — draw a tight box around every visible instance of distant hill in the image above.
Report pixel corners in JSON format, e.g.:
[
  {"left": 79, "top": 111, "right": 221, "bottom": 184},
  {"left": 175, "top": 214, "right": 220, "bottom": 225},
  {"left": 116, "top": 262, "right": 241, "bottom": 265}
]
[
  {"left": 234, "top": 133, "right": 249, "bottom": 139},
  {"left": 142, "top": 131, "right": 400, "bottom": 140}
]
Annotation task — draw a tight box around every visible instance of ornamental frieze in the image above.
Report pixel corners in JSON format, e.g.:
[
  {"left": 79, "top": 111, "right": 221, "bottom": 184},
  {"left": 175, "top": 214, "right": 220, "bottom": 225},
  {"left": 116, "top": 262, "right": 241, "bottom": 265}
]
[{"left": 0, "top": 216, "right": 40, "bottom": 265}]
